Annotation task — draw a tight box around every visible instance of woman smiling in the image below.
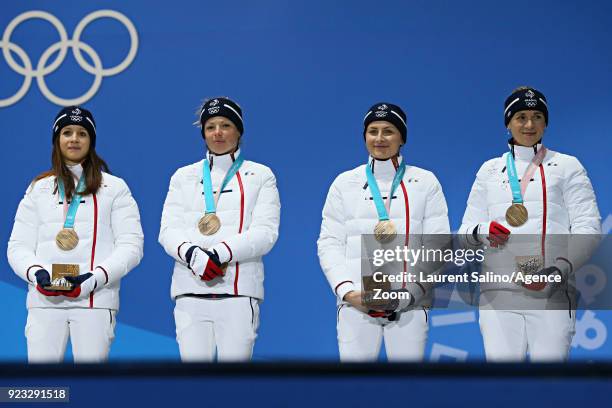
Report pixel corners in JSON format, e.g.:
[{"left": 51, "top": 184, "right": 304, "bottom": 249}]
[{"left": 8, "top": 106, "right": 144, "bottom": 363}]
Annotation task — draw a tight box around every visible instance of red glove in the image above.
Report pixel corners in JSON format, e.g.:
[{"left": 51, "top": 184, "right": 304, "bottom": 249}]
[{"left": 486, "top": 221, "right": 510, "bottom": 248}]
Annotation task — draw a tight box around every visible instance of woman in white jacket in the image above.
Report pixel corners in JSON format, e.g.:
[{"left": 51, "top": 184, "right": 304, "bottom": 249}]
[
  {"left": 458, "top": 86, "right": 601, "bottom": 361},
  {"left": 159, "top": 97, "right": 280, "bottom": 362},
  {"left": 7, "top": 106, "right": 144, "bottom": 363},
  {"left": 317, "top": 102, "right": 450, "bottom": 362}
]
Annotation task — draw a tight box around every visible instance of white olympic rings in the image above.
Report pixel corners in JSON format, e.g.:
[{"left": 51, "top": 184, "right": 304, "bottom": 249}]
[{"left": 0, "top": 10, "right": 138, "bottom": 107}]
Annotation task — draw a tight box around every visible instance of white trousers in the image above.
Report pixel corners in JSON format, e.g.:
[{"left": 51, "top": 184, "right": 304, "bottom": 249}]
[
  {"left": 479, "top": 291, "right": 575, "bottom": 362},
  {"left": 25, "top": 307, "right": 116, "bottom": 364},
  {"left": 337, "top": 305, "right": 429, "bottom": 362},
  {"left": 174, "top": 296, "right": 260, "bottom": 362}
]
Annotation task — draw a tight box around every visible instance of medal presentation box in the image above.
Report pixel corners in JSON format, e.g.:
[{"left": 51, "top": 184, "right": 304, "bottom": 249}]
[
  {"left": 362, "top": 275, "right": 392, "bottom": 308},
  {"left": 44, "top": 264, "right": 79, "bottom": 291}
]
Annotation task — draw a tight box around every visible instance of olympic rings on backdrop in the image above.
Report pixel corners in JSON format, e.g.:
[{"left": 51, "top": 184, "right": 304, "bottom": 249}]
[{"left": 0, "top": 10, "right": 138, "bottom": 107}]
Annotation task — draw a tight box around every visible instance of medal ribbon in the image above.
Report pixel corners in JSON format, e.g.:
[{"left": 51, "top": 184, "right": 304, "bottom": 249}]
[
  {"left": 202, "top": 154, "right": 244, "bottom": 214},
  {"left": 506, "top": 146, "right": 547, "bottom": 203},
  {"left": 520, "top": 147, "right": 547, "bottom": 196},
  {"left": 58, "top": 174, "right": 86, "bottom": 229},
  {"left": 365, "top": 158, "right": 406, "bottom": 221}
]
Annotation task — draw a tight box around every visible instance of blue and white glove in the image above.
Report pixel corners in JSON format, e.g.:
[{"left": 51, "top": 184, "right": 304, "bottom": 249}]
[{"left": 184, "top": 246, "right": 224, "bottom": 281}]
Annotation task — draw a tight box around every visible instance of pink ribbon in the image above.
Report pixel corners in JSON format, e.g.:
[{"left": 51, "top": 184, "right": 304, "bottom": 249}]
[{"left": 519, "top": 146, "right": 548, "bottom": 196}]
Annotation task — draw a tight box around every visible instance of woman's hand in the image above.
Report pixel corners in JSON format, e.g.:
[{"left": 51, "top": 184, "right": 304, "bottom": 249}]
[
  {"left": 343, "top": 290, "right": 387, "bottom": 313},
  {"left": 343, "top": 290, "right": 369, "bottom": 313}
]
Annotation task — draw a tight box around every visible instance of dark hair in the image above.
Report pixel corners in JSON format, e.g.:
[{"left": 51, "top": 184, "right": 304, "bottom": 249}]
[{"left": 33, "top": 136, "right": 110, "bottom": 200}]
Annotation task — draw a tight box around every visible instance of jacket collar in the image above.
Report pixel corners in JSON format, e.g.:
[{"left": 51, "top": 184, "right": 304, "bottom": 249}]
[
  {"left": 206, "top": 148, "right": 241, "bottom": 172},
  {"left": 508, "top": 139, "right": 543, "bottom": 162},
  {"left": 67, "top": 163, "right": 84, "bottom": 179},
  {"left": 368, "top": 155, "right": 404, "bottom": 179}
]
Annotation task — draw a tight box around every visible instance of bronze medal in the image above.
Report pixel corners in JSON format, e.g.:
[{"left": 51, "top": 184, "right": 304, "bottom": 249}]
[
  {"left": 198, "top": 213, "right": 221, "bottom": 235},
  {"left": 374, "top": 220, "right": 397, "bottom": 243},
  {"left": 505, "top": 203, "right": 528, "bottom": 227},
  {"left": 55, "top": 228, "right": 79, "bottom": 251}
]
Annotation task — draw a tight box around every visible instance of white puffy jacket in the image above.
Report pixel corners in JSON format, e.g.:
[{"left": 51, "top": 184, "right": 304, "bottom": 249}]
[
  {"left": 458, "top": 143, "right": 601, "bottom": 292},
  {"left": 317, "top": 156, "right": 450, "bottom": 303},
  {"left": 7, "top": 165, "right": 144, "bottom": 310},
  {"left": 159, "top": 149, "right": 280, "bottom": 300}
]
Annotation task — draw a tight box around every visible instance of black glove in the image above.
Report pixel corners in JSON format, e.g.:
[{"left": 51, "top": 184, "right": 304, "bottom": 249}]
[
  {"left": 65, "top": 272, "right": 94, "bottom": 287},
  {"left": 35, "top": 269, "right": 51, "bottom": 287},
  {"left": 35, "top": 269, "right": 61, "bottom": 297},
  {"left": 63, "top": 273, "right": 97, "bottom": 298},
  {"left": 537, "top": 266, "right": 561, "bottom": 276}
]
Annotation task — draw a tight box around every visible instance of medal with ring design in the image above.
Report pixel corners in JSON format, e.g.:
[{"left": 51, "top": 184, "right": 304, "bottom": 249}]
[
  {"left": 374, "top": 220, "right": 397, "bottom": 243},
  {"left": 505, "top": 203, "right": 528, "bottom": 227},
  {"left": 198, "top": 213, "right": 221, "bottom": 235},
  {"left": 56, "top": 228, "right": 79, "bottom": 251}
]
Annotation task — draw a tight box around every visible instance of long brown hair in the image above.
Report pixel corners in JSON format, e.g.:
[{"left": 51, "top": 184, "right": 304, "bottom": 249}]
[{"left": 33, "top": 137, "right": 110, "bottom": 201}]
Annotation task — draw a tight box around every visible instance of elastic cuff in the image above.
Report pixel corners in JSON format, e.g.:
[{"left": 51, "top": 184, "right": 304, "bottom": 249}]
[
  {"left": 211, "top": 243, "right": 232, "bottom": 264},
  {"left": 555, "top": 257, "right": 574, "bottom": 275},
  {"left": 335, "top": 280, "right": 355, "bottom": 301},
  {"left": 466, "top": 224, "right": 483, "bottom": 246},
  {"left": 177, "top": 241, "right": 192, "bottom": 262},
  {"left": 93, "top": 267, "right": 109, "bottom": 286},
  {"left": 26, "top": 265, "right": 44, "bottom": 283}
]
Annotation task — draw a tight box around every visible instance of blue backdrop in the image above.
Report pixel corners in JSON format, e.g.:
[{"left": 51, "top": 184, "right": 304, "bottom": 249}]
[{"left": 1, "top": 0, "right": 610, "bottom": 361}]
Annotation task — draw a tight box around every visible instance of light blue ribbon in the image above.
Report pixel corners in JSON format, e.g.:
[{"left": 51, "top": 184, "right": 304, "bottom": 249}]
[
  {"left": 506, "top": 152, "right": 523, "bottom": 204},
  {"left": 58, "top": 175, "right": 86, "bottom": 229},
  {"left": 365, "top": 159, "right": 406, "bottom": 221},
  {"left": 202, "top": 155, "right": 245, "bottom": 214}
]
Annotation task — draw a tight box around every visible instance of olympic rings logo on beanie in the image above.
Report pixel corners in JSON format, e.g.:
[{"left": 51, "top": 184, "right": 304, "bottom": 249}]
[
  {"left": 52, "top": 105, "right": 97, "bottom": 147},
  {"left": 504, "top": 87, "right": 548, "bottom": 127},
  {"left": 363, "top": 102, "right": 407, "bottom": 142},
  {"left": 199, "top": 97, "right": 244, "bottom": 136}
]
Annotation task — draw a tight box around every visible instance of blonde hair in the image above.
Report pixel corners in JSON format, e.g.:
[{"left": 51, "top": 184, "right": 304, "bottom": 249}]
[{"left": 511, "top": 85, "right": 531, "bottom": 93}]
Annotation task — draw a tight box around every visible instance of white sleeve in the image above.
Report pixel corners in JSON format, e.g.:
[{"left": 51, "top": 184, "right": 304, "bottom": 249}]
[
  {"left": 158, "top": 171, "right": 192, "bottom": 264},
  {"left": 7, "top": 185, "right": 46, "bottom": 284},
  {"left": 560, "top": 157, "right": 602, "bottom": 271},
  {"left": 94, "top": 179, "right": 144, "bottom": 286},
  {"left": 317, "top": 177, "right": 354, "bottom": 300},
  {"left": 458, "top": 163, "right": 490, "bottom": 248},
  {"left": 422, "top": 175, "right": 451, "bottom": 234},
  {"left": 564, "top": 157, "right": 601, "bottom": 235},
  {"left": 213, "top": 170, "right": 280, "bottom": 263}
]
